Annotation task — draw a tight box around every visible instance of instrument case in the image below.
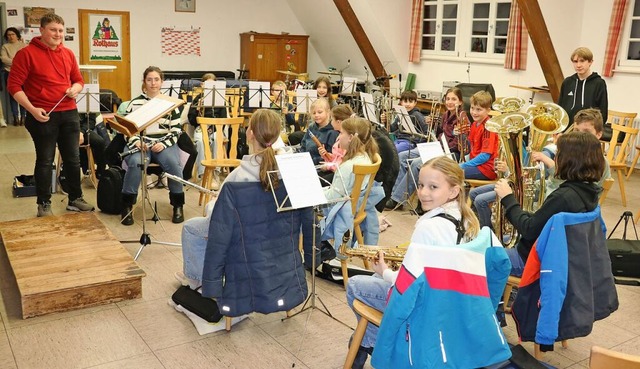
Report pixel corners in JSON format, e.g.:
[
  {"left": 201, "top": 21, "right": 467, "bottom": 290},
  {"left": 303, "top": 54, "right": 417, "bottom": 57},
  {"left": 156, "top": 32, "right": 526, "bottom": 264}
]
[{"left": 607, "top": 211, "right": 640, "bottom": 278}]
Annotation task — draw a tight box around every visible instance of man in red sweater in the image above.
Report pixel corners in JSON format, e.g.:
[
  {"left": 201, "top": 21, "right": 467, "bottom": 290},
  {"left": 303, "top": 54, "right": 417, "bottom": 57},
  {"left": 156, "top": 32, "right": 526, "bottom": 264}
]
[{"left": 8, "top": 13, "right": 94, "bottom": 217}]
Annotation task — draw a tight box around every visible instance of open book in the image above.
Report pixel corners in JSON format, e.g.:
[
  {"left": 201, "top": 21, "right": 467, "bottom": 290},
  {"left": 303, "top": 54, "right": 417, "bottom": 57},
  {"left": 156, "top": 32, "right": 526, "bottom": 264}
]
[{"left": 111, "top": 94, "right": 184, "bottom": 137}]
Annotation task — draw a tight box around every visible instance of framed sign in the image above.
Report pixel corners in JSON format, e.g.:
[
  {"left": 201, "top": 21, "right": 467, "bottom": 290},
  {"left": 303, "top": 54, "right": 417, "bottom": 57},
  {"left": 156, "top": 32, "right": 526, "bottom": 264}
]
[{"left": 175, "top": 0, "right": 196, "bottom": 13}]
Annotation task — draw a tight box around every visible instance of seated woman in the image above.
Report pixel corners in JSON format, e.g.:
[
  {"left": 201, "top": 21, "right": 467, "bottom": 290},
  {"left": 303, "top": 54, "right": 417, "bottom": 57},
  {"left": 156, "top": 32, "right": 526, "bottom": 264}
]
[
  {"left": 118, "top": 66, "right": 185, "bottom": 225},
  {"left": 177, "top": 109, "right": 284, "bottom": 289},
  {"left": 345, "top": 156, "right": 484, "bottom": 368},
  {"left": 495, "top": 131, "right": 605, "bottom": 277}
]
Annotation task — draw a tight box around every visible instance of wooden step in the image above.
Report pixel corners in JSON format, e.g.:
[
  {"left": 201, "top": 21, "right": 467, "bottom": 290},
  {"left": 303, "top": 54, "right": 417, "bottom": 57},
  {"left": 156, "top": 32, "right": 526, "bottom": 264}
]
[{"left": 0, "top": 213, "right": 145, "bottom": 318}]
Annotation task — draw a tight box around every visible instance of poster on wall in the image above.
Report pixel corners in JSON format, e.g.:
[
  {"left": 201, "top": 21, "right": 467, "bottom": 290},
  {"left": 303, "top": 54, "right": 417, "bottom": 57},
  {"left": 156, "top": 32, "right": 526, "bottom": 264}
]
[
  {"left": 23, "top": 7, "right": 55, "bottom": 28},
  {"left": 22, "top": 27, "right": 41, "bottom": 44},
  {"left": 161, "top": 26, "right": 201, "bottom": 56},
  {"left": 89, "top": 14, "right": 122, "bottom": 61}
]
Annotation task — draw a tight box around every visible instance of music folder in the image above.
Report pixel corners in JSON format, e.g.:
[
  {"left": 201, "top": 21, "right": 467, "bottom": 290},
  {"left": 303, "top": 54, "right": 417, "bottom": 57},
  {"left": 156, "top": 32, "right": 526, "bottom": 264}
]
[{"left": 110, "top": 94, "right": 184, "bottom": 137}]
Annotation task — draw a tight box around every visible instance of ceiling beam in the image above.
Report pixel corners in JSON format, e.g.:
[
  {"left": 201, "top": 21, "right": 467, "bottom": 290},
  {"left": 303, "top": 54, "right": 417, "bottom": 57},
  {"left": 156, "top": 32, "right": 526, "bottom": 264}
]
[
  {"left": 516, "top": 0, "right": 563, "bottom": 102},
  {"left": 333, "top": 0, "right": 389, "bottom": 88}
]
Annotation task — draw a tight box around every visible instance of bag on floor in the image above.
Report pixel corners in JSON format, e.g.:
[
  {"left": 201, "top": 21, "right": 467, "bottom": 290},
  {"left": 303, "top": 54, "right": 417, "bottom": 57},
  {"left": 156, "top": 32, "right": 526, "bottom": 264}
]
[
  {"left": 97, "top": 166, "right": 125, "bottom": 214},
  {"left": 317, "top": 259, "right": 374, "bottom": 285},
  {"left": 171, "top": 285, "right": 223, "bottom": 323},
  {"left": 607, "top": 211, "right": 640, "bottom": 278}
]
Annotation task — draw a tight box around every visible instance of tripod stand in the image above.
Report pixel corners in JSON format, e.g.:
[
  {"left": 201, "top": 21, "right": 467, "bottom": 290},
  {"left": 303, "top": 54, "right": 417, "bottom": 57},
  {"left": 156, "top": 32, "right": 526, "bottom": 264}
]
[{"left": 120, "top": 137, "right": 181, "bottom": 260}]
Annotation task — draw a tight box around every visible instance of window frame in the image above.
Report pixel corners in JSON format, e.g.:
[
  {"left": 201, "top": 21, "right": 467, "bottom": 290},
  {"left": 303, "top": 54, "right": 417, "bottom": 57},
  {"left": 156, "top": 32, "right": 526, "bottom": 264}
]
[
  {"left": 420, "top": 0, "right": 512, "bottom": 63},
  {"left": 618, "top": 0, "right": 640, "bottom": 69}
]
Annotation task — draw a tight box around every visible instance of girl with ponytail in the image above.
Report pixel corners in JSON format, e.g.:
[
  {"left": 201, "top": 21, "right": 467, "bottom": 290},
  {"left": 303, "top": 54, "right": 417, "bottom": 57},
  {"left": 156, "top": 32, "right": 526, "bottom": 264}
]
[{"left": 177, "top": 108, "right": 284, "bottom": 289}]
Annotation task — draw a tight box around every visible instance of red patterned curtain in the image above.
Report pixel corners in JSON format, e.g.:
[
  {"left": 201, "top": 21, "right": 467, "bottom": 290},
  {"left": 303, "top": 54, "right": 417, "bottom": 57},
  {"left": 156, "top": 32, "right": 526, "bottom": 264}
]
[
  {"left": 409, "top": 0, "right": 423, "bottom": 63},
  {"left": 603, "top": 0, "right": 631, "bottom": 77},
  {"left": 504, "top": 0, "right": 528, "bottom": 70}
]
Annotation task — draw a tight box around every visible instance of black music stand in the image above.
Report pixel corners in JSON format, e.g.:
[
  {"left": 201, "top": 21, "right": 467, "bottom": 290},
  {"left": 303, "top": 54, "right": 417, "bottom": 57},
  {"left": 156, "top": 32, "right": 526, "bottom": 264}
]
[{"left": 110, "top": 94, "right": 184, "bottom": 260}]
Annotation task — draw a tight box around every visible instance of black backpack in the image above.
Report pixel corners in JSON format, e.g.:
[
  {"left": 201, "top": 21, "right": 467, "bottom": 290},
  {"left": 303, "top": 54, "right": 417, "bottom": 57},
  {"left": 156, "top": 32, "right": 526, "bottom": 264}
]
[{"left": 97, "top": 167, "right": 125, "bottom": 214}]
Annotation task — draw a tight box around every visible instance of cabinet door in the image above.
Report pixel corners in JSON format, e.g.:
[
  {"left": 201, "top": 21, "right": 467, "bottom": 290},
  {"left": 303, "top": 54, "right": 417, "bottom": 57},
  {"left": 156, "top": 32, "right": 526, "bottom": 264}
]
[
  {"left": 279, "top": 38, "right": 308, "bottom": 75},
  {"left": 254, "top": 38, "right": 279, "bottom": 82}
]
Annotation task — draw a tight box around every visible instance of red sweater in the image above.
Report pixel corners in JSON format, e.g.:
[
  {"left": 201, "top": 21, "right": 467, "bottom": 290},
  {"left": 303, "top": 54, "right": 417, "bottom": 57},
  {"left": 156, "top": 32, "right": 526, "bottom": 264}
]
[{"left": 8, "top": 37, "right": 83, "bottom": 112}]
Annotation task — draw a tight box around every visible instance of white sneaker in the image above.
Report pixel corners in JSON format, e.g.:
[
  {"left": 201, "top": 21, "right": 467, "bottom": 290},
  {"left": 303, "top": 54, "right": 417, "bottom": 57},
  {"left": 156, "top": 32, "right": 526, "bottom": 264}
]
[{"left": 0, "top": 119, "right": 6, "bottom": 128}]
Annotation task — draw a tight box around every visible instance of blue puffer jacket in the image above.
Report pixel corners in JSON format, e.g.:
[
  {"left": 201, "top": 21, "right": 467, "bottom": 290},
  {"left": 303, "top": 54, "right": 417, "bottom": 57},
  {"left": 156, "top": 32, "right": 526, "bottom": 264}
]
[{"left": 201, "top": 181, "right": 308, "bottom": 317}]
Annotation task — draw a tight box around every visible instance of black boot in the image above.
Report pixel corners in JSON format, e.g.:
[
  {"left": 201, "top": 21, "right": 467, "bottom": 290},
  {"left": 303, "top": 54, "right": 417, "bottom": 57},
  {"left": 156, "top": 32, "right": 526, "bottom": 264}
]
[
  {"left": 121, "top": 193, "right": 137, "bottom": 226},
  {"left": 12, "top": 115, "right": 19, "bottom": 126},
  {"left": 170, "top": 192, "right": 185, "bottom": 224}
]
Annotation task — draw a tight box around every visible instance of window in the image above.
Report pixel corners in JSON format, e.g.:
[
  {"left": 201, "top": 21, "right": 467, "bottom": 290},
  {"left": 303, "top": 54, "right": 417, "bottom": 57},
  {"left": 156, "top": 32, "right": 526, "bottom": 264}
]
[
  {"left": 421, "top": 0, "right": 512, "bottom": 61},
  {"left": 620, "top": 0, "right": 640, "bottom": 67}
]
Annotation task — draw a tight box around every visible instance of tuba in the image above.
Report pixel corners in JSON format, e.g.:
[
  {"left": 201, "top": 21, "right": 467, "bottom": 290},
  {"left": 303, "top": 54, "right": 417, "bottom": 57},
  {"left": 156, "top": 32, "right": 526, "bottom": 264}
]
[
  {"left": 492, "top": 97, "right": 526, "bottom": 114},
  {"left": 486, "top": 111, "right": 531, "bottom": 247},
  {"left": 523, "top": 102, "right": 569, "bottom": 209}
]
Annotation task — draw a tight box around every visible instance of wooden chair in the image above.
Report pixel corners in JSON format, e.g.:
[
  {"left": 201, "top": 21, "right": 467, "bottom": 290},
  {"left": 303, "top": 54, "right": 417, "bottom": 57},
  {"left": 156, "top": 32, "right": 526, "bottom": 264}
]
[
  {"left": 605, "top": 124, "right": 639, "bottom": 206},
  {"left": 589, "top": 346, "right": 640, "bottom": 369},
  {"left": 196, "top": 117, "right": 244, "bottom": 208},
  {"left": 626, "top": 144, "right": 640, "bottom": 179},
  {"left": 225, "top": 88, "right": 242, "bottom": 119},
  {"left": 341, "top": 154, "right": 382, "bottom": 288},
  {"left": 343, "top": 299, "right": 383, "bottom": 369},
  {"left": 608, "top": 110, "right": 637, "bottom": 127},
  {"left": 599, "top": 177, "right": 614, "bottom": 205}
]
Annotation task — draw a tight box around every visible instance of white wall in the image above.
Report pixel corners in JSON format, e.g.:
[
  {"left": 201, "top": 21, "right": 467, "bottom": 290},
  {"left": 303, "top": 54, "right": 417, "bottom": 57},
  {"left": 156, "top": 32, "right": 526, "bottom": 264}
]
[
  {"left": 5, "top": 0, "right": 319, "bottom": 97},
  {"left": 5, "top": 0, "right": 637, "bottom": 114}
]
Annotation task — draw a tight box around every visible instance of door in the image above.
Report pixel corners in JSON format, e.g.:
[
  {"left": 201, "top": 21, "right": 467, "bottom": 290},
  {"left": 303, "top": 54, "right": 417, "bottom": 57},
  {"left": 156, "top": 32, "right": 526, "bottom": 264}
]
[{"left": 78, "top": 9, "right": 131, "bottom": 102}]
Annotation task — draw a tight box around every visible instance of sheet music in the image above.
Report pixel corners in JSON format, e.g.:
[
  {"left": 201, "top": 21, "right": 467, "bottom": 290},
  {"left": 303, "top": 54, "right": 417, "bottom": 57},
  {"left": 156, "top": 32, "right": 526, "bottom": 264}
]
[
  {"left": 202, "top": 80, "right": 227, "bottom": 107},
  {"left": 416, "top": 142, "right": 445, "bottom": 162},
  {"left": 276, "top": 153, "right": 327, "bottom": 209},
  {"left": 160, "top": 80, "right": 182, "bottom": 97},
  {"left": 440, "top": 134, "right": 452, "bottom": 156},
  {"left": 295, "top": 89, "right": 317, "bottom": 114},
  {"left": 341, "top": 77, "right": 358, "bottom": 94},
  {"left": 124, "top": 97, "right": 175, "bottom": 129},
  {"left": 394, "top": 105, "right": 417, "bottom": 134},
  {"left": 360, "top": 92, "right": 379, "bottom": 124},
  {"left": 76, "top": 83, "right": 100, "bottom": 113},
  {"left": 248, "top": 81, "right": 271, "bottom": 108}
]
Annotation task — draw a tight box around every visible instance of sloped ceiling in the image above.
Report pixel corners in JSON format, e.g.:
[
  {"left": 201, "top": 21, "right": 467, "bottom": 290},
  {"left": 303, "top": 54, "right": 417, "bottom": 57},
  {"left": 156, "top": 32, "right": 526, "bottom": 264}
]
[{"left": 284, "top": 0, "right": 411, "bottom": 84}]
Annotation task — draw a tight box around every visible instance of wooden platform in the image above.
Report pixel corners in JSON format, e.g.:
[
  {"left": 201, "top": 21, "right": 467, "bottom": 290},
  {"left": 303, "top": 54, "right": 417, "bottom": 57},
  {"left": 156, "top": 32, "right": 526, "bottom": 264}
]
[{"left": 0, "top": 213, "right": 145, "bottom": 318}]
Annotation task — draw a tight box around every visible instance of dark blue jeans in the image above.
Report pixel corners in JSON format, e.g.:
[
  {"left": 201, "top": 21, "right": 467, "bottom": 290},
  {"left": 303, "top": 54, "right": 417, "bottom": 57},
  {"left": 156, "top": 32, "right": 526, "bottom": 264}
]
[{"left": 25, "top": 110, "right": 82, "bottom": 204}]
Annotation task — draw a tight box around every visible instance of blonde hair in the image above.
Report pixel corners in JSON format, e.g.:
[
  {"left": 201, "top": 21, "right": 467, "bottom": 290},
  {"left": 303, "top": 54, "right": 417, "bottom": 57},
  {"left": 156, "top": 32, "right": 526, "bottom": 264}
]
[
  {"left": 422, "top": 156, "right": 480, "bottom": 240},
  {"left": 272, "top": 80, "right": 287, "bottom": 90},
  {"left": 470, "top": 91, "right": 492, "bottom": 109},
  {"left": 340, "top": 117, "right": 379, "bottom": 163},
  {"left": 310, "top": 98, "right": 330, "bottom": 116},
  {"left": 202, "top": 73, "right": 216, "bottom": 81},
  {"left": 571, "top": 47, "right": 594, "bottom": 62},
  {"left": 249, "top": 109, "right": 282, "bottom": 190}
]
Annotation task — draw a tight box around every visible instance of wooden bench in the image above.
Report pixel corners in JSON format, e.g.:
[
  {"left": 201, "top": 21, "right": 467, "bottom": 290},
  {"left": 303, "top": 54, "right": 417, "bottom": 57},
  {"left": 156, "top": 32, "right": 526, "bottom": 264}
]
[{"left": 0, "top": 213, "right": 145, "bottom": 318}]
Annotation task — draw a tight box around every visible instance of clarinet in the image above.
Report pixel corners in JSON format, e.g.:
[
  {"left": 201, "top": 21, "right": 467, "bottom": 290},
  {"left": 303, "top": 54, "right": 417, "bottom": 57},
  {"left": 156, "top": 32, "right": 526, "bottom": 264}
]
[{"left": 119, "top": 132, "right": 180, "bottom": 160}]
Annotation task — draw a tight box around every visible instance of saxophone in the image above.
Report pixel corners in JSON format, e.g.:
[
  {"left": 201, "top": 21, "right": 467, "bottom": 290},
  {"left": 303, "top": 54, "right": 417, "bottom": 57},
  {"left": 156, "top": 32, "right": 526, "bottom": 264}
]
[{"left": 338, "top": 231, "right": 407, "bottom": 270}]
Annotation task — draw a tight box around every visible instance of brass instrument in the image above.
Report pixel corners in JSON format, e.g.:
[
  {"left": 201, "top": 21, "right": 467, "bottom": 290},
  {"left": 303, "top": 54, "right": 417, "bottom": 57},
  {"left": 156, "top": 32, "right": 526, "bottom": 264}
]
[
  {"left": 339, "top": 243, "right": 407, "bottom": 270},
  {"left": 524, "top": 102, "right": 569, "bottom": 210},
  {"left": 486, "top": 112, "right": 531, "bottom": 247},
  {"left": 492, "top": 97, "right": 526, "bottom": 114}
]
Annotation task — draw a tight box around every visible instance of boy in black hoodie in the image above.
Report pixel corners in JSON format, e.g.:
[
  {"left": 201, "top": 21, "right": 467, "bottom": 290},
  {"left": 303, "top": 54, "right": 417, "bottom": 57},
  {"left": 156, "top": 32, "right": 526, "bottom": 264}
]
[{"left": 558, "top": 47, "right": 608, "bottom": 125}]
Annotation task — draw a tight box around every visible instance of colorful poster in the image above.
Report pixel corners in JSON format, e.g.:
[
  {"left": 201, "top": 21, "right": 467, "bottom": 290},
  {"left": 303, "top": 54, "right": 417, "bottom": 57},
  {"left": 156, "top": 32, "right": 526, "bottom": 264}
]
[
  {"left": 161, "top": 27, "right": 201, "bottom": 56},
  {"left": 89, "top": 14, "right": 122, "bottom": 61}
]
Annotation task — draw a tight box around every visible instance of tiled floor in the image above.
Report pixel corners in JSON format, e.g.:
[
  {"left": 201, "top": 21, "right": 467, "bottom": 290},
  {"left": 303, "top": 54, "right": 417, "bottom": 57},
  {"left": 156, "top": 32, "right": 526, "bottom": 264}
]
[{"left": 0, "top": 124, "right": 639, "bottom": 369}]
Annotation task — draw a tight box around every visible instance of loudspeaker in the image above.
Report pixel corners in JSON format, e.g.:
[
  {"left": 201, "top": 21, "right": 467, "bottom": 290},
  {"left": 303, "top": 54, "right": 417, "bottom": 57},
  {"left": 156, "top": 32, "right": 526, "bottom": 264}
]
[{"left": 455, "top": 83, "right": 496, "bottom": 116}]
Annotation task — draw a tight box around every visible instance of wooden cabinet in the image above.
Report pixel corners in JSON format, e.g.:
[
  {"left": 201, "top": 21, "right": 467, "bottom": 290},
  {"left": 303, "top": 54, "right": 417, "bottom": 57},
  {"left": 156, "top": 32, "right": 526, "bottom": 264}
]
[{"left": 239, "top": 32, "right": 309, "bottom": 83}]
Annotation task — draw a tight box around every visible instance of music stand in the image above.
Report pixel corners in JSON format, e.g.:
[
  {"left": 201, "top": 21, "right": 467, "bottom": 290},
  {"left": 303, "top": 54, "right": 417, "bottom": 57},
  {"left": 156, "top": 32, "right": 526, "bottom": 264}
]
[
  {"left": 75, "top": 84, "right": 103, "bottom": 188},
  {"left": 247, "top": 81, "right": 271, "bottom": 109},
  {"left": 110, "top": 94, "right": 185, "bottom": 260},
  {"left": 359, "top": 92, "right": 381, "bottom": 126},
  {"left": 269, "top": 153, "right": 351, "bottom": 327},
  {"left": 160, "top": 80, "right": 182, "bottom": 97}
]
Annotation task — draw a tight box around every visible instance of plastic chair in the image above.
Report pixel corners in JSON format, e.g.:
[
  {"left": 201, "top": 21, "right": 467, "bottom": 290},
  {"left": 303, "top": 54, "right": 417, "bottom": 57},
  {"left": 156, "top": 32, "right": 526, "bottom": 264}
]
[
  {"left": 343, "top": 299, "right": 383, "bottom": 369},
  {"left": 340, "top": 153, "right": 382, "bottom": 288},
  {"left": 196, "top": 117, "right": 244, "bottom": 208},
  {"left": 589, "top": 345, "right": 640, "bottom": 369},
  {"left": 605, "top": 124, "right": 639, "bottom": 206}
]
